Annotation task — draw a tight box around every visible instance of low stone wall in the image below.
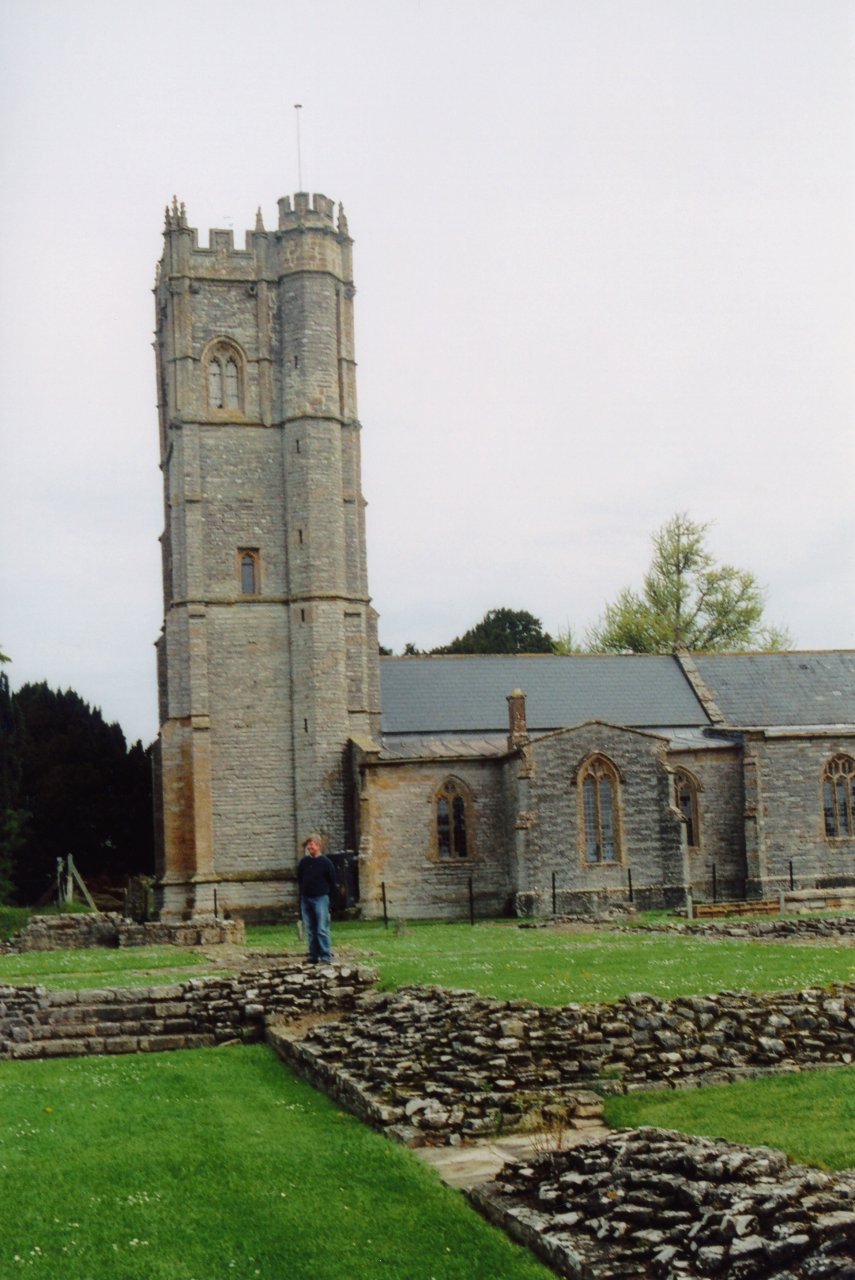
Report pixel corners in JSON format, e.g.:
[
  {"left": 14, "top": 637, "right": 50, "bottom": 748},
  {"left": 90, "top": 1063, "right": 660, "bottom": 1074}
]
[
  {"left": 268, "top": 1017, "right": 605, "bottom": 1144},
  {"left": 269, "top": 982, "right": 855, "bottom": 1147},
  {"left": 2, "top": 912, "right": 245, "bottom": 952},
  {"left": 472, "top": 1126, "right": 855, "bottom": 1279},
  {"left": 637, "top": 915, "right": 855, "bottom": 942},
  {"left": 0, "top": 962, "right": 376, "bottom": 1060}
]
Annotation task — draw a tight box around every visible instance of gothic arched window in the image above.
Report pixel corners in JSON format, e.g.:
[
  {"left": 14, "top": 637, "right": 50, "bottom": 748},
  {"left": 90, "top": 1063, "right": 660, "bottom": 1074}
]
[
  {"left": 224, "top": 358, "right": 239, "bottom": 409},
  {"left": 435, "top": 778, "right": 472, "bottom": 860},
  {"left": 207, "top": 359, "right": 222, "bottom": 408},
  {"left": 205, "top": 341, "right": 244, "bottom": 412},
  {"left": 239, "top": 548, "right": 260, "bottom": 595},
  {"left": 674, "top": 768, "right": 701, "bottom": 850},
  {"left": 822, "top": 755, "right": 855, "bottom": 838},
  {"left": 578, "top": 755, "right": 622, "bottom": 863}
]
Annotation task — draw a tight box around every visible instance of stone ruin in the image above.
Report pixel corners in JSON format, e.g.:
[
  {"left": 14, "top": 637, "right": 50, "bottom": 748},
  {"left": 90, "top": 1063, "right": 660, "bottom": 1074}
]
[
  {"left": 1, "top": 924, "right": 853, "bottom": 1277},
  {"left": 474, "top": 1127, "right": 855, "bottom": 1279},
  {"left": 0, "top": 911, "right": 244, "bottom": 953}
]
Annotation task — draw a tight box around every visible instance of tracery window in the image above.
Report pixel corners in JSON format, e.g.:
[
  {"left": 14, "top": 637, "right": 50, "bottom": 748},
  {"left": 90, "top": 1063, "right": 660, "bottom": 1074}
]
[
  {"left": 206, "top": 342, "right": 243, "bottom": 412},
  {"left": 674, "top": 768, "right": 701, "bottom": 850},
  {"left": 579, "top": 755, "right": 621, "bottom": 863},
  {"left": 822, "top": 755, "right": 855, "bottom": 839},
  {"left": 239, "top": 549, "right": 260, "bottom": 595},
  {"left": 435, "top": 778, "right": 471, "bottom": 860}
]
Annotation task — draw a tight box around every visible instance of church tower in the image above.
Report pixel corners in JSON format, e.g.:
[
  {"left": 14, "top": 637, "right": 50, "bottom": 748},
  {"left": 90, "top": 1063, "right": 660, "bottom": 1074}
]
[{"left": 153, "top": 192, "right": 380, "bottom": 920}]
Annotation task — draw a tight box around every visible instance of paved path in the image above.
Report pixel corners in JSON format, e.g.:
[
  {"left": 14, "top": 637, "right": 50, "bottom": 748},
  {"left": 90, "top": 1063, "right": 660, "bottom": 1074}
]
[{"left": 414, "top": 1124, "right": 609, "bottom": 1189}]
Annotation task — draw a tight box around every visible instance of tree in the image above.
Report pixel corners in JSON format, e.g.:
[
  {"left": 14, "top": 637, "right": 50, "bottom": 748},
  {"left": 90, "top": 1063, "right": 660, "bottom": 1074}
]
[
  {"left": 551, "top": 622, "right": 583, "bottom": 654},
  {"left": 587, "top": 513, "right": 791, "bottom": 654},
  {"left": 7, "top": 683, "right": 154, "bottom": 903},
  {"left": 433, "top": 608, "right": 554, "bottom": 655},
  {"left": 0, "top": 671, "right": 25, "bottom": 902}
]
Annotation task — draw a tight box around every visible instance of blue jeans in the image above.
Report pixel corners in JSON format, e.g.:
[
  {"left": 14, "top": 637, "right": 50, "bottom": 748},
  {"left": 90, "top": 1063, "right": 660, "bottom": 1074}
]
[{"left": 300, "top": 894, "right": 332, "bottom": 962}]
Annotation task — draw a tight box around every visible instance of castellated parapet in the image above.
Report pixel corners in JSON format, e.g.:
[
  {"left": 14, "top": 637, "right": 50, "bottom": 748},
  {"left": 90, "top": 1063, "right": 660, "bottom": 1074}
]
[{"left": 153, "top": 193, "right": 380, "bottom": 921}]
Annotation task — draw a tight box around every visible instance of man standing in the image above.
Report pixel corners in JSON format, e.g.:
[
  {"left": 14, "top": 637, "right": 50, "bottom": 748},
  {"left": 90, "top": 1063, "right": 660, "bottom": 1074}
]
[{"left": 297, "top": 833, "right": 337, "bottom": 964}]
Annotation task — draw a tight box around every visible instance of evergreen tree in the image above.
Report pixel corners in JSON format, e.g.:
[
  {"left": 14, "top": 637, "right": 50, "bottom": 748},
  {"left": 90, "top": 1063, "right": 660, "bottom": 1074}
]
[
  {"left": 9, "top": 684, "right": 153, "bottom": 903},
  {"left": 0, "top": 671, "right": 26, "bottom": 902}
]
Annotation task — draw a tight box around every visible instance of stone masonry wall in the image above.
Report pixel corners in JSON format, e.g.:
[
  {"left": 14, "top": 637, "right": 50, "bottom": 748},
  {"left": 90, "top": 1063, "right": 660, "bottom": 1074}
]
[
  {"left": 359, "top": 758, "right": 513, "bottom": 919},
  {"left": 755, "top": 735, "right": 855, "bottom": 892},
  {"left": 0, "top": 962, "right": 376, "bottom": 1061},
  {"left": 527, "top": 725, "right": 687, "bottom": 913},
  {"left": 0, "top": 913, "right": 245, "bottom": 953},
  {"left": 268, "top": 982, "right": 855, "bottom": 1147},
  {"left": 631, "top": 915, "right": 855, "bottom": 942},
  {"left": 668, "top": 745, "right": 746, "bottom": 901}
]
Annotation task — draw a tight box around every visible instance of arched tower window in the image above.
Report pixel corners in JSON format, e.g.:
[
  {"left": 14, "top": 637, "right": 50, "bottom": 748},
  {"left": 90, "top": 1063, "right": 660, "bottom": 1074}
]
[
  {"left": 822, "top": 755, "right": 855, "bottom": 838},
  {"left": 207, "top": 359, "right": 222, "bottom": 408},
  {"left": 224, "top": 358, "right": 239, "bottom": 409},
  {"left": 578, "top": 755, "right": 622, "bottom": 863},
  {"left": 435, "top": 778, "right": 472, "bottom": 860},
  {"left": 238, "top": 548, "right": 260, "bottom": 595},
  {"left": 205, "top": 340, "right": 244, "bottom": 413},
  {"left": 674, "top": 768, "right": 701, "bottom": 850}
]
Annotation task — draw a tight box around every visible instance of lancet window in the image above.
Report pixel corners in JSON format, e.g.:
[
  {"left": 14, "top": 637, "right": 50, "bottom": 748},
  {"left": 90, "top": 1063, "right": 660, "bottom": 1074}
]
[
  {"left": 579, "top": 755, "right": 622, "bottom": 863},
  {"left": 674, "top": 768, "right": 701, "bottom": 850},
  {"left": 435, "top": 778, "right": 472, "bottom": 860},
  {"left": 823, "top": 755, "right": 855, "bottom": 839},
  {"left": 206, "top": 341, "right": 243, "bottom": 412}
]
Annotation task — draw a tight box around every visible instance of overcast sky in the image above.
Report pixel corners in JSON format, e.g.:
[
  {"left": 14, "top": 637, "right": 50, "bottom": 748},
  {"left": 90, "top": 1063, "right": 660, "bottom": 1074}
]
[{"left": 1, "top": 0, "right": 853, "bottom": 747}]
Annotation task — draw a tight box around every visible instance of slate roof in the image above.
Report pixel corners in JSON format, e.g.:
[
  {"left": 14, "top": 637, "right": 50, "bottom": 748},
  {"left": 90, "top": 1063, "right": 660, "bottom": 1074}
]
[
  {"left": 692, "top": 651, "right": 855, "bottom": 728},
  {"left": 379, "top": 654, "right": 709, "bottom": 736}
]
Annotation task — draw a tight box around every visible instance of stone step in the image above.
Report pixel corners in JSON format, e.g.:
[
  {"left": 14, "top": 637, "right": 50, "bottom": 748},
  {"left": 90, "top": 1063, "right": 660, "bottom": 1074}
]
[{"left": 10, "top": 1031, "right": 221, "bottom": 1059}]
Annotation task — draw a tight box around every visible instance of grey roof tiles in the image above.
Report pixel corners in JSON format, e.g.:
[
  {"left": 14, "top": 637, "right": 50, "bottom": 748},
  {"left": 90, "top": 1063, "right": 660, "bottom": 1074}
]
[
  {"left": 379, "top": 651, "right": 855, "bottom": 738},
  {"left": 379, "top": 653, "right": 710, "bottom": 735},
  {"left": 692, "top": 651, "right": 855, "bottom": 727}
]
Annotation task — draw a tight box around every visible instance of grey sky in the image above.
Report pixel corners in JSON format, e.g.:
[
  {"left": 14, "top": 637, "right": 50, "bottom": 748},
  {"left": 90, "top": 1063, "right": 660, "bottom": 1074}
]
[{"left": 1, "top": 0, "right": 853, "bottom": 747}]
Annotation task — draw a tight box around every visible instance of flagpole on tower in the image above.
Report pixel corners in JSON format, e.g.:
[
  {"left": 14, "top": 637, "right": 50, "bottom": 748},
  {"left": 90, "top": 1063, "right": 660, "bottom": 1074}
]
[{"left": 294, "top": 104, "right": 303, "bottom": 191}]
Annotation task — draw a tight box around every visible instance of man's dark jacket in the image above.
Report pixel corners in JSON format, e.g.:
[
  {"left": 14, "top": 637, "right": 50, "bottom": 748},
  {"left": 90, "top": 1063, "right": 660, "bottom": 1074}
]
[{"left": 297, "top": 853, "right": 337, "bottom": 900}]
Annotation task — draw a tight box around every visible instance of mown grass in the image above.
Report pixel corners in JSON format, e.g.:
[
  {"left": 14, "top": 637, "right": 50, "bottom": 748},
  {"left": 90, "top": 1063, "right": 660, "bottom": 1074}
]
[
  {"left": 0, "top": 1045, "right": 553, "bottom": 1280},
  {"left": 2, "top": 918, "right": 851, "bottom": 1002},
  {"left": 252, "top": 918, "right": 855, "bottom": 1005},
  {"left": 0, "top": 944, "right": 212, "bottom": 989},
  {"left": 604, "top": 1065, "right": 855, "bottom": 1170}
]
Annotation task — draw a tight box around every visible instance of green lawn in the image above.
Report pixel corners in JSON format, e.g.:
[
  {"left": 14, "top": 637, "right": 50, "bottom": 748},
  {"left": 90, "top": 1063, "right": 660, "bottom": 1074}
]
[
  {"left": 1, "top": 918, "right": 851, "bottom": 1002},
  {"left": 252, "top": 918, "right": 855, "bottom": 1005},
  {"left": 0, "top": 1046, "right": 553, "bottom": 1280},
  {"left": 604, "top": 1065, "right": 855, "bottom": 1170},
  {"left": 0, "top": 944, "right": 212, "bottom": 989}
]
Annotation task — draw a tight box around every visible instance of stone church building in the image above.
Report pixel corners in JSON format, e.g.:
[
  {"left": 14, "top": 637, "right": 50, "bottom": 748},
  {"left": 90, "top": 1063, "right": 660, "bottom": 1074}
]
[{"left": 153, "top": 192, "right": 855, "bottom": 921}]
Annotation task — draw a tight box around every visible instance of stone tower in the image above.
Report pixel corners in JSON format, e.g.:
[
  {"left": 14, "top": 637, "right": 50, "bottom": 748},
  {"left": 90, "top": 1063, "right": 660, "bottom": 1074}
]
[{"left": 153, "top": 192, "right": 381, "bottom": 920}]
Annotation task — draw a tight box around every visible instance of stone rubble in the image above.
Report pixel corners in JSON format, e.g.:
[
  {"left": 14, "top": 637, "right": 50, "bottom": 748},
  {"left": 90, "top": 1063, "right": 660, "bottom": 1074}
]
[
  {"left": 471, "top": 1126, "right": 855, "bottom": 1279},
  {"left": 269, "top": 982, "right": 855, "bottom": 1147}
]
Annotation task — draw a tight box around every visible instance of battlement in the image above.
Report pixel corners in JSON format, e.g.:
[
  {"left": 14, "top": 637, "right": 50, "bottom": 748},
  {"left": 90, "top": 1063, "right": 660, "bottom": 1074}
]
[
  {"left": 278, "top": 192, "right": 350, "bottom": 237},
  {"left": 162, "top": 192, "right": 350, "bottom": 260}
]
